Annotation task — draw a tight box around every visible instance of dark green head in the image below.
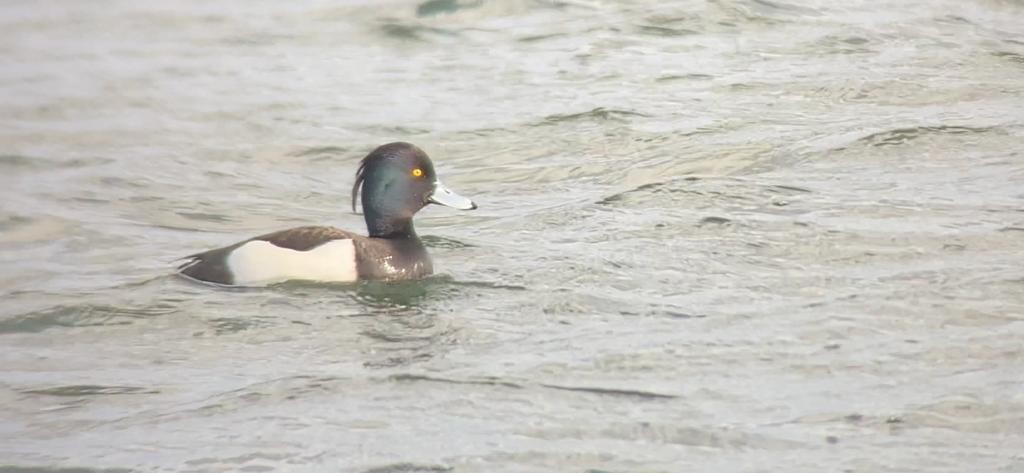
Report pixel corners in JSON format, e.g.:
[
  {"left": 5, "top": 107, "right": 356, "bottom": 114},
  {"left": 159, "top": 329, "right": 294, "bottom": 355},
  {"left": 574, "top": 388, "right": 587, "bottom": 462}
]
[{"left": 351, "top": 142, "right": 476, "bottom": 238}]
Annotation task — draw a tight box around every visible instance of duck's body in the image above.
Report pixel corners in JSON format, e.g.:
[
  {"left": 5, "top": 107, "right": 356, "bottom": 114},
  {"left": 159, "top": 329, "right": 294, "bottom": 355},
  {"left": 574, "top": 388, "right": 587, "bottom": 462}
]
[
  {"left": 178, "top": 226, "right": 432, "bottom": 286},
  {"left": 177, "top": 143, "right": 475, "bottom": 287}
]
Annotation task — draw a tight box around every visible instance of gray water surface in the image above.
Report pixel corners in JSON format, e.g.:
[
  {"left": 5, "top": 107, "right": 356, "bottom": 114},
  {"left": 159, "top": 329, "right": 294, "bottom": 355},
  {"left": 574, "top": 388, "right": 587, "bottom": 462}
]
[{"left": 2, "top": 1, "right": 1024, "bottom": 472}]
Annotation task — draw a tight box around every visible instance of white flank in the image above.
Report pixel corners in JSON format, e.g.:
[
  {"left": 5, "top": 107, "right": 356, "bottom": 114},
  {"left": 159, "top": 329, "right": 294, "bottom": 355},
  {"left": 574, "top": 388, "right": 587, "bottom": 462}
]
[{"left": 226, "top": 239, "right": 358, "bottom": 286}]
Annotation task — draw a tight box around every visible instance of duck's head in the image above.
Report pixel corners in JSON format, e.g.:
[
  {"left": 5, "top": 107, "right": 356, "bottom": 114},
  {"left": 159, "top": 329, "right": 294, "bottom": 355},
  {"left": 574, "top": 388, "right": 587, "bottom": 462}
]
[{"left": 351, "top": 142, "right": 477, "bottom": 238}]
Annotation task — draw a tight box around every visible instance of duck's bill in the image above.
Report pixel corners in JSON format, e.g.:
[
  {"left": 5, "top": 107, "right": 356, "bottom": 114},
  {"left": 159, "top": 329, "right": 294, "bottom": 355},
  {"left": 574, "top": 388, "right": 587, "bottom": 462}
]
[{"left": 429, "top": 180, "right": 477, "bottom": 210}]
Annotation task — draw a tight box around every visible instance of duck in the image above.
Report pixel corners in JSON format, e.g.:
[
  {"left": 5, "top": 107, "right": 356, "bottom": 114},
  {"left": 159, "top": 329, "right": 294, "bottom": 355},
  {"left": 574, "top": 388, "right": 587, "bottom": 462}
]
[{"left": 177, "top": 142, "right": 477, "bottom": 286}]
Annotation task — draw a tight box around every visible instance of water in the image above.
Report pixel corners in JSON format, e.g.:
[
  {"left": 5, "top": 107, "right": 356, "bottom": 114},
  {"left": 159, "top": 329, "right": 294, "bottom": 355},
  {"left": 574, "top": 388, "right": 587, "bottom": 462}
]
[{"left": 2, "top": 1, "right": 1023, "bottom": 471}]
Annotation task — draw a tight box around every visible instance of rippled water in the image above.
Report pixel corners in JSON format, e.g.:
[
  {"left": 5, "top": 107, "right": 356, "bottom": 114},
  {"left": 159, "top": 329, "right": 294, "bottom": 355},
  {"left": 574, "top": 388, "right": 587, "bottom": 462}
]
[{"left": 2, "top": 1, "right": 1024, "bottom": 472}]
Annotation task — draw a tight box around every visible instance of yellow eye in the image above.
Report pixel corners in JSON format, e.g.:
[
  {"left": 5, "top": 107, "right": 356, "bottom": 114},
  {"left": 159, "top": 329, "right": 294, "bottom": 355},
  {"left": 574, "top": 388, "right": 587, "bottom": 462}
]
[{"left": 411, "top": 168, "right": 423, "bottom": 177}]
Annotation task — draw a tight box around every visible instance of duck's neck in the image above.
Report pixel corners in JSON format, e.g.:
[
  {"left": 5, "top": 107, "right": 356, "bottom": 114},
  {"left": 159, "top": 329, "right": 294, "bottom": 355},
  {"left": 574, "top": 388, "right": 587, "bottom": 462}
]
[{"left": 367, "top": 215, "right": 417, "bottom": 239}]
